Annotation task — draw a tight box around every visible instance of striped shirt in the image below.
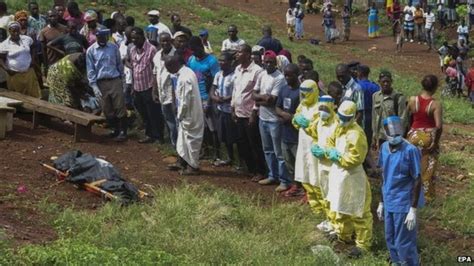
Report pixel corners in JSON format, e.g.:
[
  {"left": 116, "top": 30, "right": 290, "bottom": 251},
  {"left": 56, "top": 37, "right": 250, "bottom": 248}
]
[
  {"left": 130, "top": 40, "right": 157, "bottom": 92},
  {"left": 231, "top": 62, "right": 263, "bottom": 118}
]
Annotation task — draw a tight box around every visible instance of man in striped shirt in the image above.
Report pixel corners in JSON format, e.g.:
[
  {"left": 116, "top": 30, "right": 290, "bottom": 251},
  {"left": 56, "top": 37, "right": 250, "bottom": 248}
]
[{"left": 127, "top": 27, "right": 164, "bottom": 144}]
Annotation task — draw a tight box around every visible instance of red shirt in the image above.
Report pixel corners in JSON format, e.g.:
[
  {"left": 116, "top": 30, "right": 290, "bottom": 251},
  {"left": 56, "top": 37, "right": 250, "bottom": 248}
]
[
  {"left": 465, "top": 68, "right": 474, "bottom": 92},
  {"left": 411, "top": 96, "right": 436, "bottom": 129}
]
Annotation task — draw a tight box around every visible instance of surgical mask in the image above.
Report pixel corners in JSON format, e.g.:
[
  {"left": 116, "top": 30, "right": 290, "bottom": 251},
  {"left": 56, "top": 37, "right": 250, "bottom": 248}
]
[
  {"left": 319, "top": 110, "right": 330, "bottom": 120},
  {"left": 387, "top": 135, "right": 403, "bottom": 145}
]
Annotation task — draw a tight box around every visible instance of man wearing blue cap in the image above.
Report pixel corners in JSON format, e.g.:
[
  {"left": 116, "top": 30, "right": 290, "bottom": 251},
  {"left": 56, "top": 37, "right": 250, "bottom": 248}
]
[
  {"left": 86, "top": 28, "right": 127, "bottom": 141},
  {"left": 377, "top": 115, "right": 423, "bottom": 266}
]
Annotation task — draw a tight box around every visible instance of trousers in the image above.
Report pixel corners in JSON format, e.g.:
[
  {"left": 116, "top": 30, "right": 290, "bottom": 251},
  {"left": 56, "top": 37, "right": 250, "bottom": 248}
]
[
  {"left": 133, "top": 88, "right": 164, "bottom": 140},
  {"left": 384, "top": 211, "right": 420, "bottom": 266}
]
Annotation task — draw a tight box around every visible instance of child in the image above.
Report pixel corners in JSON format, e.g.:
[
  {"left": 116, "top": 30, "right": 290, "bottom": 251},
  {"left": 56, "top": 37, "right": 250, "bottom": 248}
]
[
  {"left": 286, "top": 7, "right": 296, "bottom": 41},
  {"left": 457, "top": 20, "right": 469, "bottom": 45},
  {"left": 438, "top": 42, "right": 449, "bottom": 72},
  {"left": 342, "top": 5, "right": 351, "bottom": 41},
  {"left": 394, "top": 19, "right": 403, "bottom": 53}
]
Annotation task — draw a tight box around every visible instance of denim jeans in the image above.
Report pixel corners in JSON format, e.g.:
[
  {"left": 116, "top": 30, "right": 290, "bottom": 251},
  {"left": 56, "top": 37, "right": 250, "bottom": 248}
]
[
  {"left": 162, "top": 103, "right": 177, "bottom": 147},
  {"left": 425, "top": 27, "right": 435, "bottom": 49},
  {"left": 259, "top": 120, "right": 290, "bottom": 185}
]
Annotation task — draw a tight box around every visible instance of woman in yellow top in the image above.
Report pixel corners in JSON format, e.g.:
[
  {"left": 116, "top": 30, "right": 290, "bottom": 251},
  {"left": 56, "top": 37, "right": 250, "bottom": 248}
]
[{"left": 326, "top": 100, "right": 373, "bottom": 258}]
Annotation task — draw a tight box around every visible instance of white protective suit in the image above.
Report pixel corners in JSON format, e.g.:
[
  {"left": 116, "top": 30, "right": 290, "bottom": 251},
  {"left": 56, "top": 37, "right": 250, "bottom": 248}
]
[
  {"left": 293, "top": 80, "right": 319, "bottom": 186},
  {"left": 175, "top": 66, "right": 205, "bottom": 169}
]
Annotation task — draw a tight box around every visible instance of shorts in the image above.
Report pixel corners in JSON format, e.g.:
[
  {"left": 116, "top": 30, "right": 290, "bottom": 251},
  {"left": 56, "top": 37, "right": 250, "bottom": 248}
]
[{"left": 404, "top": 20, "right": 414, "bottom": 31}]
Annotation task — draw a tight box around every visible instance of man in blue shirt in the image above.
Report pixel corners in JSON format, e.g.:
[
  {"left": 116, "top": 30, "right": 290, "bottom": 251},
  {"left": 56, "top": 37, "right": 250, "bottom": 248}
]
[
  {"left": 187, "top": 36, "right": 220, "bottom": 160},
  {"left": 357, "top": 65, "right": 380, "bottom": 144},
  {"left": 86, "top": 29, "right": 127, "bottom": 141},
  {"left": 377, "top": 116, "right": 424, "bottom": 266},
  {"left": 257, "top": 26, "right": 283, "bottom": 54},
  {"left": 275, "top": 63, "right": 303, "bottom": 197}
]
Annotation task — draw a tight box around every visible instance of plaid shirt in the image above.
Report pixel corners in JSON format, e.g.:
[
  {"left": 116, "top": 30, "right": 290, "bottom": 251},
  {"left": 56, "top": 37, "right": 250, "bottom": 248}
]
[{"left": 130, "top": 40, "right": 157, "bottom": 92}]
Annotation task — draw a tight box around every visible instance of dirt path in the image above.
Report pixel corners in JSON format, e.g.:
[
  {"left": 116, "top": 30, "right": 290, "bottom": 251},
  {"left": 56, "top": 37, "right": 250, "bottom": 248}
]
[{"left": 210, "top": 0, "right": 441, "bottom": 76}]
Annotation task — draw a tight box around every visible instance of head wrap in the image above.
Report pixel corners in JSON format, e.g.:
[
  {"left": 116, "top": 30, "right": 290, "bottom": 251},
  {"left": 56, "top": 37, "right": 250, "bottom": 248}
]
[
  {"left": 263, "top": 50, "right": 277, "bottom": 60},
  {"left": 276, "top": 55, "right": 289, "bottom": 72},
  {"left": 337, "top": 100, "right": 356, "bottom": 118},
  {"left": 8, "top": 21, "right": 21, "bottom": 31},
  {"left": 84, "top": 10, "right": 98, "bottom": 22},
  {"left": 383, "top": 116, "right": 403, "bottom": 137},
  {"left": 278, "top": 49, "right": 292, "bottom": 63},
  {"left": 14, "top": 10, "right": 28, "bottom": 22}
]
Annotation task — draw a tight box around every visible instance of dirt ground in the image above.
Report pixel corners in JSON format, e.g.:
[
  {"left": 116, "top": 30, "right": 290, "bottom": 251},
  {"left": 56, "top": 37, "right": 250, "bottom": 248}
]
[
  {"left": 1, "top": 0, "right": 473, "bottom": 255},
  {"left": 210, "top": 0, "right": 443, "bottom": 76}
]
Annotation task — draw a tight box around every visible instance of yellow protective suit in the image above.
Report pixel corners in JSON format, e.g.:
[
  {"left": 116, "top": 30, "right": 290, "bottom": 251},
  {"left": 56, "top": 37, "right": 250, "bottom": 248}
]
[
  {"left": 326, "top": 101, "right": 373, "bottom": 250},
  {"left": 292, "top": 80, "right": 321, "bottom": 214},
  {"left": 306, "top": 97, "right": 338, "bottom": 228}
]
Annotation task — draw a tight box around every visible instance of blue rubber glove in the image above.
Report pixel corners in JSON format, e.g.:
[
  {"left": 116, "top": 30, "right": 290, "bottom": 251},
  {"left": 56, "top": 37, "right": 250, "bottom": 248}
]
[
  {"left": 294, "top": 114, "right": 310, "bottom": 128},
  {"left": 311, "top": 144, "right": 326, "bottom": 158},
  {"left": 327, "top": 148, "right": 341, "bottom": 162}
]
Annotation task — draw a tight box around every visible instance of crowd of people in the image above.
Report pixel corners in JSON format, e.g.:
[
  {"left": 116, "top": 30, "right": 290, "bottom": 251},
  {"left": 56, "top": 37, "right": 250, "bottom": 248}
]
[{"left": 0, "top": 0, "right": 450, "bottom": 264}]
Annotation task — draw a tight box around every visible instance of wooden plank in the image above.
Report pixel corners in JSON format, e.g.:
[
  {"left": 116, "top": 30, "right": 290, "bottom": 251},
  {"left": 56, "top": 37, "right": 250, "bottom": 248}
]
[
  {"left": 0, "top": 89, "right": 105, "bottom": 126},
  {"left": 0, "top": 96, "right": 23, "bottom": 107}
]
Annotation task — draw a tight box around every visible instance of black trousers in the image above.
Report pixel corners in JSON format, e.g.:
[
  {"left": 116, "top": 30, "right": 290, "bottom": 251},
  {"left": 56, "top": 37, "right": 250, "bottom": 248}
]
[
  {"left": 133, "top": 88, "right": 164, "bottom": 140},
  {"left": 235, "top": 117, "right": 266, "bottom": 175}
]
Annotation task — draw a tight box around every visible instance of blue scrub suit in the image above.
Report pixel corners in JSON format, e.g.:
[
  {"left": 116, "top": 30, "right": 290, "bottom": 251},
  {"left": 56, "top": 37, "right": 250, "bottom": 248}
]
[{"left": 379, "top": 140, "right": 424, "bottom": 266}]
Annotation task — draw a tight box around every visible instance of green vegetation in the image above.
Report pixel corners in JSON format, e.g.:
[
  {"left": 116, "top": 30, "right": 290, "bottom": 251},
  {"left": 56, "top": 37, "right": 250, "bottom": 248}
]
[
  {"left": 1, "top": 0, "right": 472, "bottom": 264},
  {"left": 1, "top": 184, "right": 331, "bottom": 265}
]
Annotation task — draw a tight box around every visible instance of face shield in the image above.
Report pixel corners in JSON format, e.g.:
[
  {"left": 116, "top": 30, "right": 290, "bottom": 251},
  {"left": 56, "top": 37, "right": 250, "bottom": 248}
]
[
  {"left": 383, "top": 116, "right": 403, "bottom": 145},
  {"left": 300, "top": 79, "right": 319, "bottom": 106}
]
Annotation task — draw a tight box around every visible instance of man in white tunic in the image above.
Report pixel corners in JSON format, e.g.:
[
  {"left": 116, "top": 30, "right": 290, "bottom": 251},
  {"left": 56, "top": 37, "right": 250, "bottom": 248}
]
[{"left": 165, "top": 55, "right": 204, "bottom": 175}]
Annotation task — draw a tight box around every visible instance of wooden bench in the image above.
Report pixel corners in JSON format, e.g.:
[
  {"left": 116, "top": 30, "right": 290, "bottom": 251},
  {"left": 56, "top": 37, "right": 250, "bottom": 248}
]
[
  {"left": 0, "top": 96, "right": 22, "bottom": 132},
  {"left": 0, "top": 89, "right": 105, "bottom": 142}
]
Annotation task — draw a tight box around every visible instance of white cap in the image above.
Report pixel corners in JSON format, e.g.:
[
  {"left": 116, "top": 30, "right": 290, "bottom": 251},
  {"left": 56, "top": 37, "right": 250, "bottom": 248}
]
[
  {"left": 173, "top": 31, "right": 187, "bottom": 39},
  {"left": 147, "top": 10, "right": 160, "bottom": 16}
]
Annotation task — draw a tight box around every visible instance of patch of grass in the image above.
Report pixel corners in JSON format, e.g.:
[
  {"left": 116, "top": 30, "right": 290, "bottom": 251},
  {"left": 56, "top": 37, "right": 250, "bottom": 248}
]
[
  {"left": 449, "top": 127, "right": 474, "bottom": 137},
  {"left": 0, "top": 184, "right": 337, "bottom": 265}
]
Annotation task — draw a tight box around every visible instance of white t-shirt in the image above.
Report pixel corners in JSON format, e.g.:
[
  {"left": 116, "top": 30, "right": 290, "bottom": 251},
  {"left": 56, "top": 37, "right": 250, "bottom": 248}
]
[
  {"left": 221, "top": 38, "right": 246, "bottom": 52},
  {"left": 458, "top": 25, "right": 469, "bottom": 35},
  {"left": 119, "top": 42, "right": 133, "bottom": 85},
  {"left": 404, "top": 6, "right": 415, "bottom": 21},
  {"left": 254, "top": 69, "right": 286, "bottom": 122},
  {"left": 0, "top": 35, "right": 33, "bottom": 73},
  {"left": 424, "top": 12, "right": 436, "bottom": 29}
]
